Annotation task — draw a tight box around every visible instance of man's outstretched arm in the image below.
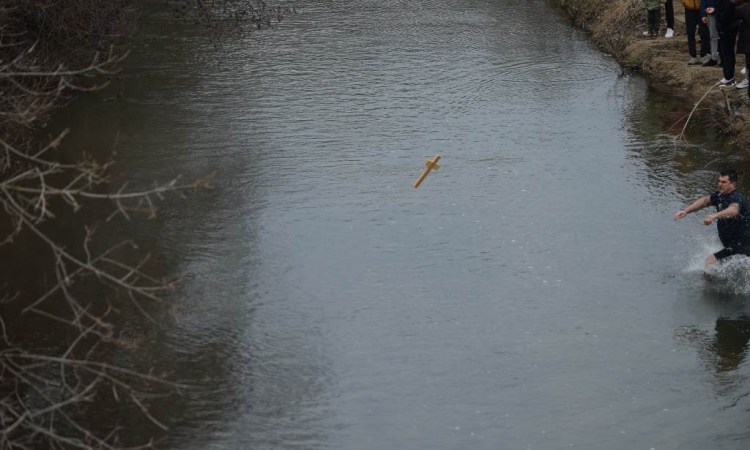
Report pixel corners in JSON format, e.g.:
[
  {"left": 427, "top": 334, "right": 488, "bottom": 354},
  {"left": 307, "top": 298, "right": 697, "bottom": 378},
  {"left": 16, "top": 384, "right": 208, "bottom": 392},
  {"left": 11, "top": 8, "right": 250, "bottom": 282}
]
[
  {"left": 674, "top": 196, "right": 711, "bottom": 220},
  {"left": 703, "top": 203, "right": 739, "bottom": 225}
]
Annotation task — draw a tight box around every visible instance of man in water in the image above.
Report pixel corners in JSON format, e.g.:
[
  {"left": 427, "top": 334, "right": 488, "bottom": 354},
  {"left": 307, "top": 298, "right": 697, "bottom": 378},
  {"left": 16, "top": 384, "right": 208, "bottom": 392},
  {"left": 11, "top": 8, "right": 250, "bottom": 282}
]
[{"left": 673, "top": 169, "right": 750, "bottom": 266}]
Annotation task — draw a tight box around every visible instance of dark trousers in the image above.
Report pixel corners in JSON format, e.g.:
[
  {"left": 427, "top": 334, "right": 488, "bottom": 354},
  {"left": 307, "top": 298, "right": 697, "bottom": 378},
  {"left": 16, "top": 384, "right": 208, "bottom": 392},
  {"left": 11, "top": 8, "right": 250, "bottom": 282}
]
[
  {"left": 685, "top": 9, "right": 710, "bottom": 57},
  {"left": 746, "top": 54, "right": 750, "bottom": 101},
  {"left": 665, "top": 0, "right": 675, "bottom": 29},
  {"left": 719, "top": 23, "right": 739, "bottom": 80},
  {"left": 648, "top": 9, "right": 660, "bottom": 34}
]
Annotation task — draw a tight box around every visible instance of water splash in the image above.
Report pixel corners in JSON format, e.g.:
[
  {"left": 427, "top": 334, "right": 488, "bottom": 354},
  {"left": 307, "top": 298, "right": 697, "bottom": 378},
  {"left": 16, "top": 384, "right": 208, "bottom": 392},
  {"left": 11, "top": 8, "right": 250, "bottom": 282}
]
[
  {"left": 683, "top": 236, "right": 721, "bottom": 273},
  {"left": 681, "top": 236, "right": 750, "bottom": 295},
  {"left": 705, "top": 256, "right": 750, "bottom": 295}
]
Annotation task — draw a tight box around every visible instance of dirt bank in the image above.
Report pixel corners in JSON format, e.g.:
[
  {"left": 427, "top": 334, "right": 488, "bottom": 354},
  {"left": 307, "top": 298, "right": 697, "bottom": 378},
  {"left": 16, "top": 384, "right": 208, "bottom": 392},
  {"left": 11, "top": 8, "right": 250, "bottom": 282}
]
[{"left": 553, "top": 0, "right": 750, "bottom": 146}]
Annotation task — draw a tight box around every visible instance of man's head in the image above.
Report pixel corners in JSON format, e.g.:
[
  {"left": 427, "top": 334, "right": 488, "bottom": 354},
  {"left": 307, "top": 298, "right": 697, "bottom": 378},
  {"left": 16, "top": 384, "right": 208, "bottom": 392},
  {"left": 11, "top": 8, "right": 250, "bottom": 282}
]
[{"left": 718, "top": 169, "right": 739, "bottom": 194}]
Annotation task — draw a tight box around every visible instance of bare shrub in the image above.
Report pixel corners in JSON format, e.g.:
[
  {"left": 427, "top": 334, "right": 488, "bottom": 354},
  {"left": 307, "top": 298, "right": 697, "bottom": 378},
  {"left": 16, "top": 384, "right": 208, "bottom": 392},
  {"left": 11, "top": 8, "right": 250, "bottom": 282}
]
[
  {"left": 590, "top": 0, "right": 643, "bottom": 56},
  {"left": 1, "top": 0, "right": 294, "bottom": 445},
  {"left": 554, "top": 0, "right": 642, "bottom": 56},
  {"left": 167, "top": 0, "right": 295, "bottom": 46},
  {"left": 0, "top": 1, "right": 220, "bottom": 448},
  {"left": 0, "top": 0, "right": 137, "bottom": 133}
]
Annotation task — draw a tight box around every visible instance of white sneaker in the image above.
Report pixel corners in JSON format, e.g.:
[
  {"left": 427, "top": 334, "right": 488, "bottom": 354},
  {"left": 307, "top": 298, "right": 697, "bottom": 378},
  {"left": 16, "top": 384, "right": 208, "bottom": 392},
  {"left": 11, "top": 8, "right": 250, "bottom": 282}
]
[
  {"left": 665, "top": 28, "right": 674, "bottom": 38},
  {"left": 742, "top": 67, "right": 748, "bottom": 75},
  {"left": 642, "top": 31, "right": 650, "bottom": 36},
  {"left": 719, "top": 77, "right": 736, "bottom": 87},
  {"left": 736, "top": 79, "right": 749, "bottom": 89}
]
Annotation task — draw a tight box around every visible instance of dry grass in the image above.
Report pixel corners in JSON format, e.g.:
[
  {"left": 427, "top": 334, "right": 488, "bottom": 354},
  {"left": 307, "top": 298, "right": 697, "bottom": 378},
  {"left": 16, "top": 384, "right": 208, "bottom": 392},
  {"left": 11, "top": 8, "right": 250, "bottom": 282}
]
[
  {"left": 590, "top": 0, "right": 644, "bottom": 56},
  {"left": 554, "top": 0, "right": 750, "bottom": 146}
]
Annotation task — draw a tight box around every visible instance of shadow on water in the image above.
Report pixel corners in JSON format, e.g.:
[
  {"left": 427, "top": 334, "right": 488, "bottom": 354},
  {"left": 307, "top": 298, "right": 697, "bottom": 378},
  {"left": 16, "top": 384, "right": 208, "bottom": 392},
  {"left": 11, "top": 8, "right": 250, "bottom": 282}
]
[
  {"left": 673, "top": 269, "right": 750, "bottom": 434},
  {"left": 675, "top": 315, "right": 750, "bottom": 404}
]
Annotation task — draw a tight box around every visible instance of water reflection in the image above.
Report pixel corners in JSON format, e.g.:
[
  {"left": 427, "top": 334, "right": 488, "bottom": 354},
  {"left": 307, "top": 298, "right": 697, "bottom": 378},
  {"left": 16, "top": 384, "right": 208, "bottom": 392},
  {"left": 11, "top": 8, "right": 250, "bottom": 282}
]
[
  {"left": 714, "top": 317, "right": 750, "bottom": 373},
  {"left": 623, "top": 83, "right": 750, "bottom": 205},
  {"left": 1, "top": 5, "right": 291, "bottom": 449},
  {"left": 676, "top": 316, "right": 750, "bottom": 401}
]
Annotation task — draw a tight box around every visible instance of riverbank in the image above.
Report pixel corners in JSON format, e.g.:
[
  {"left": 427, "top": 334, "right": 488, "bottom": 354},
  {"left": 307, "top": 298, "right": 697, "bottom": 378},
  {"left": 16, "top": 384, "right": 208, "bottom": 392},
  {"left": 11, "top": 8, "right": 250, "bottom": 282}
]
[{"left": 553, "top": 0, "right": 750, "bottom": 146}]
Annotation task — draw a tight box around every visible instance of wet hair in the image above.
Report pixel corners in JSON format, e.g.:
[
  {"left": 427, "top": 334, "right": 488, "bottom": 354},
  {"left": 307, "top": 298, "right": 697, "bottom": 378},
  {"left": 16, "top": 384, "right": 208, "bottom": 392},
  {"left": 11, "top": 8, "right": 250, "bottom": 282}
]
[{"left": 720, "top": 169, "right": 739, "bottom": 183}]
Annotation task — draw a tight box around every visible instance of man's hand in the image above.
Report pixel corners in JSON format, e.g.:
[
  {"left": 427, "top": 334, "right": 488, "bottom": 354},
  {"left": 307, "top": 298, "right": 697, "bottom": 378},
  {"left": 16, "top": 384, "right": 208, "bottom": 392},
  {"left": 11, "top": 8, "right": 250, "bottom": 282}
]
[
  {"left": 704, "top": 214, "right": 716, "bottom": 225},
  {"left": 707, "top": 7, "right": 715, "bottom": 14},
  {"left": 674, "top": 210, "right": 688, "bottom": 220}
]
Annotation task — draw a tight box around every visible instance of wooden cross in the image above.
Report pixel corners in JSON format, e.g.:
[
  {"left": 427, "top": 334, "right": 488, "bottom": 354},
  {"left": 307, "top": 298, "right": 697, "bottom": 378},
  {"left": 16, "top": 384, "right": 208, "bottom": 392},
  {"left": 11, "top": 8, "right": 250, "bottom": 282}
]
[{"left": 413, "top": 155, "right": 441, "bottom": 188}]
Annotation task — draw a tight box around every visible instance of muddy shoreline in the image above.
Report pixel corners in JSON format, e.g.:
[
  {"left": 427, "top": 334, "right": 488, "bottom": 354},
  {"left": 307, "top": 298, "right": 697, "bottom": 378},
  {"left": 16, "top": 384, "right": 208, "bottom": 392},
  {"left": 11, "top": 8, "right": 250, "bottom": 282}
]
[{"left": 553, "top": 0, "right": 750, "bottom": 147}]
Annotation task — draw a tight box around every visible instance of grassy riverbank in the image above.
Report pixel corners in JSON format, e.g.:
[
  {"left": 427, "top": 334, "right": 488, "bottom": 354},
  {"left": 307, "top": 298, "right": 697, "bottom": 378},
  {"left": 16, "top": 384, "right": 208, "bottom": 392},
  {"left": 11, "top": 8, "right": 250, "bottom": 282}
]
[{"left": 553, "top": 0, "right": 750, "bottom": 146}]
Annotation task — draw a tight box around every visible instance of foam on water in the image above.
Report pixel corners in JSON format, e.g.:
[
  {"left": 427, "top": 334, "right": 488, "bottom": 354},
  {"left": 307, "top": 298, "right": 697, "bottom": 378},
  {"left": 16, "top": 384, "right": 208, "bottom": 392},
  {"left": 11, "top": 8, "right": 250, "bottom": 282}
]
[
  {"left": 683, "top": 235, "right": 750, "bottom": 294},
  {"left": 706, "top": 256, "right": 750, "bottom": 294}
]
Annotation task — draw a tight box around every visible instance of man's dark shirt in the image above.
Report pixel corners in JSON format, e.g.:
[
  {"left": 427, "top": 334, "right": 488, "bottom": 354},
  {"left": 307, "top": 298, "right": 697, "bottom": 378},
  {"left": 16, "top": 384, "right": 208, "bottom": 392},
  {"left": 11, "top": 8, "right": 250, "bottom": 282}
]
[{"left": 710, "top": 189, "right": 750, "bottom": 246}]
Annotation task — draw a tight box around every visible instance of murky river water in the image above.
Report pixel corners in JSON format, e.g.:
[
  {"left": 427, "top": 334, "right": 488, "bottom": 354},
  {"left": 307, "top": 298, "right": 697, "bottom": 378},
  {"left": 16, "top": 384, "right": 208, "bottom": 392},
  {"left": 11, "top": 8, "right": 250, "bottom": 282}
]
[{"left": 23, "top": 0, "right": 750, "bottom": 448}]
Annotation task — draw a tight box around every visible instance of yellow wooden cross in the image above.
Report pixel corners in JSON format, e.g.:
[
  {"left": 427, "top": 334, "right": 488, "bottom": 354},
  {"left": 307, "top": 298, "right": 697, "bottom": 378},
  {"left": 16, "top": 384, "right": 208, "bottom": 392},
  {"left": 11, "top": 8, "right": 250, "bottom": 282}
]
[{"left": 413, "top": 155, "right": 441, "bottom": 188}]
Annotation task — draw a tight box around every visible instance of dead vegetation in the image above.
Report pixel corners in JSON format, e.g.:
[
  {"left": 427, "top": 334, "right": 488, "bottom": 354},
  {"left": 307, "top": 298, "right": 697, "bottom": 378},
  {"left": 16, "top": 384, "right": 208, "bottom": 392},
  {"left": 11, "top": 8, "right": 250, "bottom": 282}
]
[
  {"left": 0, "top": 0, "right": 138, "bottom": 135},
  {"left": 590, "top": 0, "right": 645, "bottom": 57},
  {"left": 0, "top": 0, "right": 296, "bottom": 445},
  {"left": 166, "top": 0, "right": 295, "bottom": 47},
  {"left": 554, "top": 0, "right": 750, "bottom": 147},
  {"left": 0, "top": 1, "right": 222, "bottom": 448},
  {"left": 554, "top": 0, "right": 664, "bottom": 57}
]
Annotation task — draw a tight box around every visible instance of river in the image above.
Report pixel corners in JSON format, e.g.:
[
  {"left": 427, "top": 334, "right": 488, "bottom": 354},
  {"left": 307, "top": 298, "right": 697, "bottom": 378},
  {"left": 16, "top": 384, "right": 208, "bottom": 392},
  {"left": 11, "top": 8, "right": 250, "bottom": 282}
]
[{"left": 27, "top": 0, "right": 750, "bottom": 448}]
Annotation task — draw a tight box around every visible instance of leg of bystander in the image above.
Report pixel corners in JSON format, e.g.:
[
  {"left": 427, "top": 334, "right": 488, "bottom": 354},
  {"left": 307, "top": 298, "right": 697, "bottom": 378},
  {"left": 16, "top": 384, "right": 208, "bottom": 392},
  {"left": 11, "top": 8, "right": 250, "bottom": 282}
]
[{"left": 665, "top": 0, "right": 675, "bottom": 37}]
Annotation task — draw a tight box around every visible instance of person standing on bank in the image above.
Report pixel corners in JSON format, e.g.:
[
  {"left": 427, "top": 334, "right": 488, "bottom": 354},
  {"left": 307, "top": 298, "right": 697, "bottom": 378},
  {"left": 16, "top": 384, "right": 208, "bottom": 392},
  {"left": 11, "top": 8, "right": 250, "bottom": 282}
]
[
  {"left": 684, "top": 0, "right": 711, "bottom": 64},
  {"left": 702, "top": 0, "right": 722, "bottom": 65},
  {"left": 717, "top": 0, "right": 741, "bottom": 86},
  {"left": 674, "top": 169, "right": 750, "bottom": 266},
  {"left": 733, "top": 0, "right": 750, "bottom": 91},
  {"left": 644, "top": 0, "right": 667, "bottom": 37}
]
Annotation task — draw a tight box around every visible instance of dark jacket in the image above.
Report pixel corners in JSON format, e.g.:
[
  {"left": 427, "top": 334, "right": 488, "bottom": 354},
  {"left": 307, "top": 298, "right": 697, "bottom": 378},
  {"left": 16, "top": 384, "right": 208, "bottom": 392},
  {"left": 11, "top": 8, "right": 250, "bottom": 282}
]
[
  {"left": 718, "top": 0, "right": 737, "bottom": 26},
  {"left": 735, "top": 1, "right": 750, "bottom": 53},
  {"left": 702, "top": 0, "right": 718, "bottom": 17}
]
